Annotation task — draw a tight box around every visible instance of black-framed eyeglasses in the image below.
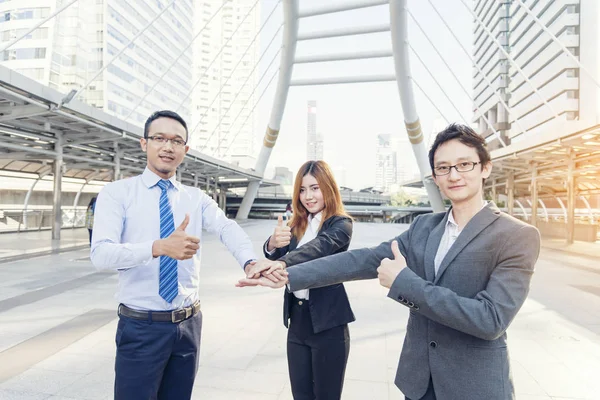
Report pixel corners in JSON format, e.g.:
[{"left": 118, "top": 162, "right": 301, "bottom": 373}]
[
  {"left": 147, "top": 136, "right": 186, "bottom": 148},
  {"left": 434, "top": 161, "right": 481, "bottom": 176}
]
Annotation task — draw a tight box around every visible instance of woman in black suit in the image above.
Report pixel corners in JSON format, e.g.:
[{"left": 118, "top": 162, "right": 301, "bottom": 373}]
[{"left": 264, "top": 160, "right": 355, "bottom": 400}]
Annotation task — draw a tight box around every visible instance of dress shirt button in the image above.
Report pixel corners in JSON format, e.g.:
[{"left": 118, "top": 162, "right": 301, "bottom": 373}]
[
  {"left": 298, "top": 300, "right": 303, "bottom": 305},
  {"left": 429, "top": 341, "right": 438, "bottom": 348}
]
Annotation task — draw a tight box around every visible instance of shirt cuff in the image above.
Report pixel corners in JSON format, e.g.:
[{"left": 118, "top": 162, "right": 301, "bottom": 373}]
[
  {"left": 116, "top": 240, "right": 154, "bottom": 271},
  {"left": 264, "top": 241, "right": 276, "bottom": 256},
  {"left": 243, "top": 259, "right": 256, "bottom": 271},
  {"left": 137, "top": 240, "right": 155, "bottom": 265}
]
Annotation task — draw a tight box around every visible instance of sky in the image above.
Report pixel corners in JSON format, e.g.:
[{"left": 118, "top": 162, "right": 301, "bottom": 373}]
[{"left": 253, "top": 0, "right": 474, "bottom": 189}]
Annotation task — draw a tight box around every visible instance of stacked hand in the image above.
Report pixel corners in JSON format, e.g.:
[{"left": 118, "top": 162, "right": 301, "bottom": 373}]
[{"left": 240, "top": 259, "right": 288, "bottom": 288}]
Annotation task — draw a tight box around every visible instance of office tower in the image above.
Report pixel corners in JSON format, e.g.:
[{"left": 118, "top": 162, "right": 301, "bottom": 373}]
[
  {"left": 306, "top": 100, "right": 323, "bottom": 160},
  {"left": 191, "top": 0, "right": 260, "bottom": 168},
  {"left": 0, "top": 0, "right": 195, "bottom": 125}
]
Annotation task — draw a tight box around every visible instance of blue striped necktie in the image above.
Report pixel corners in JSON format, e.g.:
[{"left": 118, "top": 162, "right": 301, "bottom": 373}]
[{"left": 157, "top": 179, "right": 178, "bottom": 303}]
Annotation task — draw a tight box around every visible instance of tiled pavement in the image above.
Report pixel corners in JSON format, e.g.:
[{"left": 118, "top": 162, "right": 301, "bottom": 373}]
[{"left": 0, "top": 220, "right": 599, "bottom": 399}]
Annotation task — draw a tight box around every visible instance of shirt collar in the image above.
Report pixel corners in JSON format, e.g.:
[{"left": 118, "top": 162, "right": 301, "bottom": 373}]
[
  {"left": 447, "top": 201, "right": 488, "bottom": 229},
  {"left": 141, "top": 167, "right": 181, "bottom": 191},
  {"left": 308, "top": 211, "right": 323, "bottom": 228}
]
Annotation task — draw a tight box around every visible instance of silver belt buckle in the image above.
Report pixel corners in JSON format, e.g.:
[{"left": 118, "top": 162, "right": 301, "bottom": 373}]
[
  {"left": 171, "top": 310, "right": 179, "bottom": 323},
  {"left": 185, "top": 307, "right": 192, "bottom": 319}
]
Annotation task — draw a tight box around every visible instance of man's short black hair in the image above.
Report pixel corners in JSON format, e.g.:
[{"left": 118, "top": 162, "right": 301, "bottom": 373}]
[
  {"left": 428, "top": 123, "right": 491, "bottom": 176},
  {"left": 144, "top": 110, "right": 189, "bottom": 142}
]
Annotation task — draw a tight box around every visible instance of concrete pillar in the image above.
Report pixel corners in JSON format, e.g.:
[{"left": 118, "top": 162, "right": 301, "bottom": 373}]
[
  {"left": 507, "top": 172, "right": 514, "bottom": 216},
  {"left": 194, "top": 175, "right": 199, "bottom": 188},
  {"left": 52, "top": 134, "right": 64, "bottom": 240},
  {"left": 491, "top": 178, "right": 497, "bottom": 203},
  {"left": 218, "top": 187, "right": 227, "bottom": 211},
  {"left": 567, "top": 150, "right": 576, "bottom": 244},
  {"left": 23, "top": 179, "right": 41, "bottom": 229},
  {"left": 114, "top": 142, "right": 122, "bottom": 181},
  {"left": 531, "top": 165, "right": 538, "bottom": 227},
  {"left": 237, "top": 0, "right": 300, "bottom": 220}
]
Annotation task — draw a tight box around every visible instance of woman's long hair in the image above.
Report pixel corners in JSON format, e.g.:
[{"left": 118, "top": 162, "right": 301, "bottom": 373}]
[
  {"left": 289, "top": 160, "right": 351, "bottom": 240},
  {"left": 87, "top": 197, "right": 97, "bottom": 211}
]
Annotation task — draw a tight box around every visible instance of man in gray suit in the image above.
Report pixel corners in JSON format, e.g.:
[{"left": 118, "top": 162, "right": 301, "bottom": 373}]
[{"left": 239, "top": 124, "right": 541, "bottom": 400}]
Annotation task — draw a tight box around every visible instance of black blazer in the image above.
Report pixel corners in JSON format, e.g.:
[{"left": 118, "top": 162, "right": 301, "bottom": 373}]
[{"left": 264, "top": 215, "right": 356, "bottom": 334}]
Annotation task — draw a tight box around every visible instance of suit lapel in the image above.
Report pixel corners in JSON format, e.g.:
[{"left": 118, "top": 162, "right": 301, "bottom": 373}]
[
  {"left": 289, "top": 235, "right": 298, "bottom": 252},
  {"left": 433, "top": 202, "right": 501, "bottom": 285},
  {"left": 423, "top": 212, "right": 449, "bottom": 282}
]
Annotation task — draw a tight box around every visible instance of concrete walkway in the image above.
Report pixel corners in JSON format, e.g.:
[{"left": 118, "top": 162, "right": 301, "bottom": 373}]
[
  {"left": 0, "top": 229, "right": 89, "bottom": 263},
  {"left": 0, "top": 221, "right": 599, "bottom": 399}
]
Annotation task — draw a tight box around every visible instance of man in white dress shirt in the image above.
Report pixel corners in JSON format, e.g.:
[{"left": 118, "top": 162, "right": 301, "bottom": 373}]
[{"left": 91, "top": 110, "right": 258, "bottom": 400}]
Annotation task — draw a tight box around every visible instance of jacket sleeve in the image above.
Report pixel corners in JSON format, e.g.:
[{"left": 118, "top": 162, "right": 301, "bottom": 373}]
[
  {"left": 278, "top": 216, "right": 353, "bottom": 267},
  {"left": 286, "top": 216, "right": 417, "bottom": 291},
  {"left": 388, "top": 224, "right": 540, "bottom": 340},
  {"left": 263, "top": 236, "right": 289, "bottom": 260}
]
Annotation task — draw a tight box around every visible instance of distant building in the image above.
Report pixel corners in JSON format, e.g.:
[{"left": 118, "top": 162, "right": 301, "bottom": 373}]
[
  {"left": 192, "top": 0, "right": 260, "bottom": 167},
  {"left": 472, "top": 1, "right": 597, "bottom": 147},
  {"left": 0, "top": 0, "right": 195, "bottom": 125},
  {"left": 273, "top": 166, "right": 293, "bottom": 185},
  {"left": 375, "top": 134, "right": 397, "bottom": 193},
  {"left": 306, "top": 100, "right": 323, "bottom": 160}
]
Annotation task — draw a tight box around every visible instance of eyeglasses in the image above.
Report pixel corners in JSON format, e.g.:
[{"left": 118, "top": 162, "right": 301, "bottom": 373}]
[
  {"left": 434, "top": 161, "right": 481, "bottom": 176},
  {"left": 147, "top": 136, "right": 186, "bottom": 148}
]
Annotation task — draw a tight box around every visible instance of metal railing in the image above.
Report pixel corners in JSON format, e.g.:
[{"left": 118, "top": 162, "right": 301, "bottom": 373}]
[
  {"left": 0, "top": 207, "right": 88, "bottom": 233},
  {"left": 252, "top": 190, "right": 390, "bottom": 204}
]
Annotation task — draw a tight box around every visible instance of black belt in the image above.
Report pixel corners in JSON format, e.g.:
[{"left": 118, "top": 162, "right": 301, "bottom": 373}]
[{"left": 118, "top": 301, "right": 201, "bottom": 323}]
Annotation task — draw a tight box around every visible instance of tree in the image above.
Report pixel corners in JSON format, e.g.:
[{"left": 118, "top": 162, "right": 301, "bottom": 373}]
[{"left": 390, "top": 189, "right": 417, "bottom": 207}]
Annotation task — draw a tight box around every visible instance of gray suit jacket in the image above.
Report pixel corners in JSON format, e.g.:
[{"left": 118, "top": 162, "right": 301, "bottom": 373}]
[{"left": 286, "top": 203, "right": 540, "bottom": 400}]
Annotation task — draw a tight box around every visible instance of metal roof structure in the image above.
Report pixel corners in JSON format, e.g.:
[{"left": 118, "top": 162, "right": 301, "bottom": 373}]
[
  {"left": 488, "top": 123, "right": 600, "bottom": 199},
  {"left": 0, "top": 65, "right": 277, "bottom": 189},
  {"left": 400, "top": 123, "right": 600, "bottom": 199}
]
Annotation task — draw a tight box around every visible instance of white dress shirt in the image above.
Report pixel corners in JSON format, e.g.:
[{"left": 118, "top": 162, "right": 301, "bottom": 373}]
[
  {"left": 434, "top": 202, "right": 488, "bottom": 276},
  {"left": 266, "top": 212, "right": 322, "bottom": 300},
  {"left": 91, "top": 168, "right": 257, "bottom": 311},
  {"left": 289, "top": 212, "right": 323, "bottom": 300}
]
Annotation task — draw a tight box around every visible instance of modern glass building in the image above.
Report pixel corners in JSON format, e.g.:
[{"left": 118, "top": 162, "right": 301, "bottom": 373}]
[
  {"left": 471, "top": 0, "right": 600, "bottom": 146},
  {"left": 0, "top": 0, "right": 194, "bottom": 126},
  {"left": 192, "top": 0, "right": 259, "bottom": 166}
]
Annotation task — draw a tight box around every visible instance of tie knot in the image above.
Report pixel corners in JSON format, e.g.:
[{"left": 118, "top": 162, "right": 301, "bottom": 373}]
[{"left": 157, "top": 179, "right": 171, "bottom": 191}]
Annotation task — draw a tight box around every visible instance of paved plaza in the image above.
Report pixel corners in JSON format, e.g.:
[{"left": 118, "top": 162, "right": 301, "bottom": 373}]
[{"left": 0, "top": 221, "right": 599, "bottom": 399}]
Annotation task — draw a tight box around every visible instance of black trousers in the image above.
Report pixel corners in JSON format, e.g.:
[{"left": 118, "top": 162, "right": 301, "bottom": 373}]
[
  {"left": 114, "top": 310, "right": 202, "bottom": 400},
  {"left": 287, "top": 297, "right": 350, "bottom": 400},
  {"left": 406, "top": 377, "right": 436, "bottom": 400}
]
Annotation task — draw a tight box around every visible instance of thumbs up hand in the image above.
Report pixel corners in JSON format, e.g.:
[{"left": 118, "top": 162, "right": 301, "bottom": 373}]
[
  {"left": 376, "top": 240, "right": 407, "bottom": 289},
  {"left": 267, "top": 215, "right": 292, "bottom": 251},
  {"left": 152, "top": 213, "right": 201, "bottom": 260},
  {"left": 176, "top": 214, "right": 190, "bottom": 231}
]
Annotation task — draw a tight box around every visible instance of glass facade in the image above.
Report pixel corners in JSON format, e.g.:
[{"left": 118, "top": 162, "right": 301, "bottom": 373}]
[
  {"left": 0, "top": 0, "right": 194, "bottom": 126},
  {"left": 192, "top": 0, "right": 259, "bottom": 167}
]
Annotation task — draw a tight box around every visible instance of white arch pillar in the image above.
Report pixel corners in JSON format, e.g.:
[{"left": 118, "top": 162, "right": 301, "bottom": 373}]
[
  {"left": 390, "top": 0, "right": 444, "bottom": 212},
  {"left": 237, "top": 0, "right": 299, "bottom": 220},
  {"left": 515, "top": 200, "right": 528, "bottom": 220},
  {"left": 52, "top": 133, "right": 64, "bottom": 240},
  {"left": 580, "top": 196, "right": 595, "bottom": 224},
  {"left": 555, "top": 196, "right": 567, "bottom": 220}
]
